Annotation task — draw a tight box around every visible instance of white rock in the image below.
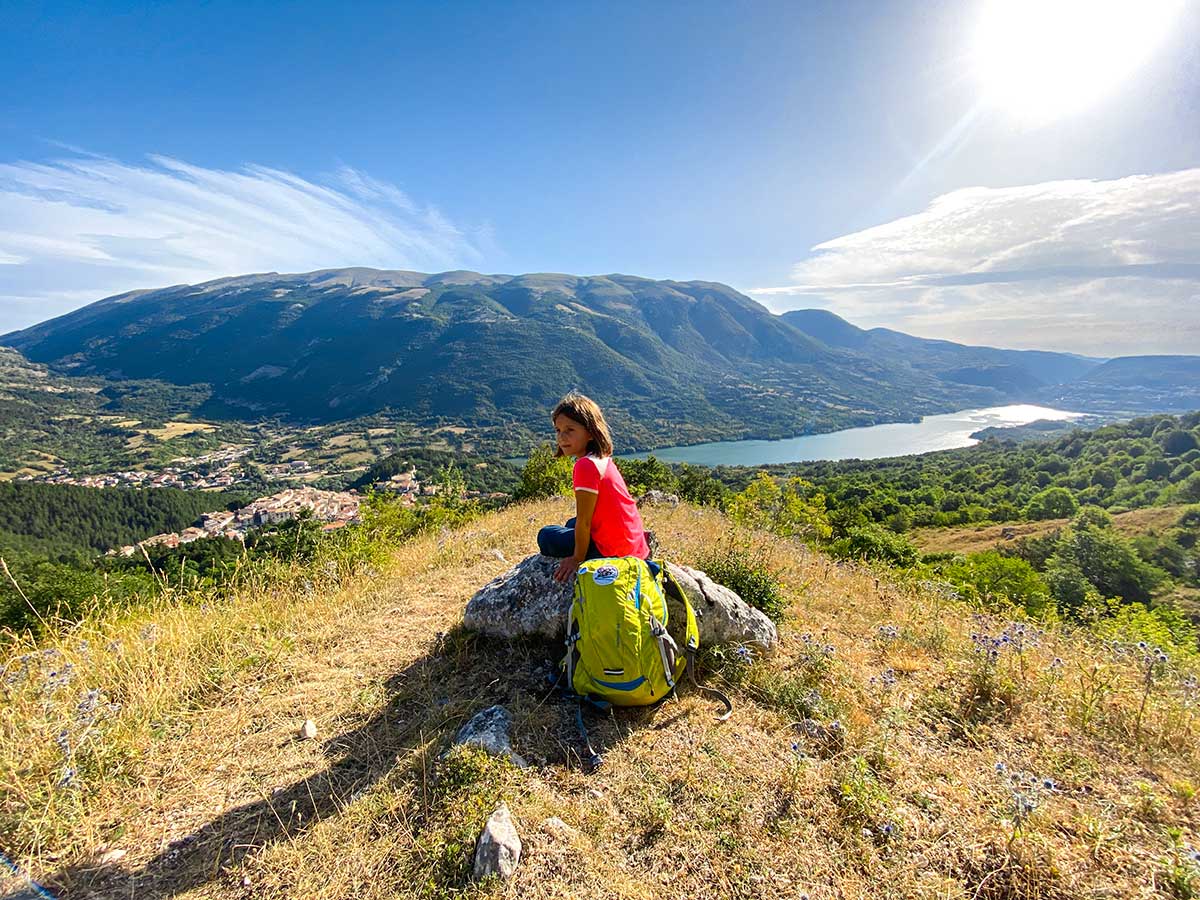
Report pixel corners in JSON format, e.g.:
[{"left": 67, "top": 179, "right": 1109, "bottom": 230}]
[
  {"left": 299, "top": 719, "right": 318, "bottom": 740},
  {"left": 451, "top": 705, "right": 527, "bottom": 767},
  {"left": 464, "top": 554, "right": 572, "bottom": 640},
  {"left": 541, "top": 816, "right": 579, "bottom": 839},
  {"left": 95, "top": 848, "right": 127, "bottom": 865},
  {"left": 637, "top": 490, "right": 680, "bottom": 507},
  {"left": 473, "top": 802, "right": 521, "bottom": 880}
]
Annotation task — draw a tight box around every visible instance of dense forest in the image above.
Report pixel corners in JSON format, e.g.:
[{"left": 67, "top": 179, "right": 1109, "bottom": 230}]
[
  {"left": 704, "top": 412, "right": 1200, "bottom": 531},
  {"left": 0, "top": 482, "right": 250, "bottom": 558}
]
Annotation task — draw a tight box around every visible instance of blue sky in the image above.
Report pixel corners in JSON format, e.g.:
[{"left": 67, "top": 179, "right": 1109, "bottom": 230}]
[{"left": 1, "top": 0, "right": 1198, "bottom": 354}]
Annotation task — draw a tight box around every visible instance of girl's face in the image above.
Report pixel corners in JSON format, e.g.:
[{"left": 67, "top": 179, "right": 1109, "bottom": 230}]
[{"left": 554, "top": 414, "right": 591, "bottom": 457}]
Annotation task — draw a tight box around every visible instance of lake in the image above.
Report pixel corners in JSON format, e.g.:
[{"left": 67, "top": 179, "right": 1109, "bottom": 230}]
[{"left": 624, "top": 404, "right": 1085, "bottom": 467}]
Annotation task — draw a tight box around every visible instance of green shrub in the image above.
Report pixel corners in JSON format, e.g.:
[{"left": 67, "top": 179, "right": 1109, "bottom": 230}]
[
  {"left": 513, "top": 443, "right": 572, "bottom": 501},
  {"left": 726, "top": 472, "right": 832, "bottom": 541},
  {"left": 831, "top": 524, "right": 918, "bottom": 567},
  {"left": 1093, "top": 602, "right": 1199, "bottom": 662},
  {"left": 619, "top": 455, "right": 678, "bottom": 497},
  {"left": 936, "top": 550, "right": 1053, "bottom": 617},
  {"left": 1025, "top": 487, "right": 1078, "bottom": 520},
  {"left": 695, "top": 538, "right": 786, "bottom": 621}
]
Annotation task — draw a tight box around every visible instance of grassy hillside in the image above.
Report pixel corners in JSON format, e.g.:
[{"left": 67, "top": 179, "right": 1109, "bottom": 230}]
[
  {"left": 911, "top": 505, "right": 1190, "bottom": 556},
  {"left": 2, "top": 500, "right": 1198, "bottom": 899}
]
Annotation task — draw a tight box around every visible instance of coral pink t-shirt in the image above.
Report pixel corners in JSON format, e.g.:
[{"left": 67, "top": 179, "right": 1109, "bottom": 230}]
[{"left": 573, "top": 455, "right": 649, "bottom": 559}]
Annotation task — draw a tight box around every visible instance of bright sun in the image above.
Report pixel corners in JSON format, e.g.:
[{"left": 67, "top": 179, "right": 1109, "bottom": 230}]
[{"left": 971, "top": 0, "right": 1183, "bottom": 123}]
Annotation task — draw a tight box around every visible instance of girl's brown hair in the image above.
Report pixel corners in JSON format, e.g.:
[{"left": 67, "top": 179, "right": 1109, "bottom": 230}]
[{"left": 552, "top": 391, "right": 614, "bottom": 458}]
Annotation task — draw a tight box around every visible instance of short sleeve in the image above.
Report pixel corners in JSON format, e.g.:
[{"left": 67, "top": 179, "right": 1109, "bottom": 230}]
[{"left": 572, "top": 456, "right": 601, "bottom": 494}]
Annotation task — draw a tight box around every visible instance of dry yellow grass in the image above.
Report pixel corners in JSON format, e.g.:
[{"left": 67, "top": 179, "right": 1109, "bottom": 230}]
[
  {"left": 337, "top": 451, "right": 377, "bottom": 466},
  {"left": 912, "top": 506, "right": 1190, "bottom": 556},
  {"left": 325, "top": 434, "right": 365, "bottom": 450},
  {"left": 2, "top": 500, "right": 1197, "bottom": 899},
  {"left": 143, "top": 422, "right": 218, "bottom": 441}
]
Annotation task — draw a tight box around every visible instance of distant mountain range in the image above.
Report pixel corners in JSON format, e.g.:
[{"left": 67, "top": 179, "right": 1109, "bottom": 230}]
[{"left": 3, "top": 268, "right": 1196, "bottom": 445}]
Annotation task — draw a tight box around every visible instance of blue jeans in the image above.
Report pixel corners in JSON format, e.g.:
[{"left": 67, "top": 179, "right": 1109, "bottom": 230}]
[{"left": 537, "top": 517, "right": 601, "bottom": 560}]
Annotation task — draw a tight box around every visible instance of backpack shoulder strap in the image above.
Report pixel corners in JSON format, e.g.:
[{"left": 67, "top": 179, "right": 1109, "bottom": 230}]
[{"left": 658, "top": 562, "right": 733, "bottom": 721}]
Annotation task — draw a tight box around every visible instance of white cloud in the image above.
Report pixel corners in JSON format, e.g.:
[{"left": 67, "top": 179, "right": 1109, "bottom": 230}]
[
  {"left": 0, "top": 153, "right": 486, "bottom": 333},
  {"left": 751, "top": 169, "right": 1200, "bottom": 357}
]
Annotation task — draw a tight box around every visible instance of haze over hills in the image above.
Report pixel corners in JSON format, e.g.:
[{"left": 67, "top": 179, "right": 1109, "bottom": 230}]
[
  {"left": 3, "top": 268, "right": 1195, "bottom": 446},
  {"left": 780, "top": 308, "right": 1200, "bottom": 414}
]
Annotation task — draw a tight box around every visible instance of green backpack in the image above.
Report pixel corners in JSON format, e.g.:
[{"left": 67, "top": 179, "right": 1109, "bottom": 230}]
[{"left": 562, "top": 557, "right": 732, "bottom": 717}]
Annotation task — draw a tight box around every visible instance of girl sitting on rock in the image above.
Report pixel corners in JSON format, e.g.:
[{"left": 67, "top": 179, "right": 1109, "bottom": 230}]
[{"left": 537, "top": 392, "right": 649, "bottom": 582}]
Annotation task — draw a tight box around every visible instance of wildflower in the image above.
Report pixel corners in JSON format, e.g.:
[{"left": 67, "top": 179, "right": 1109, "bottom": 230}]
[
  {"left": 1050, "top": 657, "right": 1064, "bottom": 669},
  {"left": 880, "top": 822, "right": 896, "bottom": 837},
  {"left": 877, "top": 624, "right": 899, "bottom": 641},
  {"left": 791, "top": 741, "right": 800, "bottom": 753},
  {"left": 77, "top": 689, "right": 101, "bottom": 725},
  {"left": 42, "top": 664, "right": 75, "bottom": 694},
  {"left": 1041, "top": 778, "right": 1056, "bottom": 791},
  {"left": 829, "top": 720, "right": 843, "bottom": 732},
  {"left": 995, "top": 761, "right": 1007, "bottom": 773},
  {"left": 1181, "top": 674, "right": 1198, "bottom": 706},
  {"left": 58, "top": 767, "right": 76, "bottom": 788},
  {"left": 3, "top": 654, "right": 33, "bottom": 687},
  {"left": 55, "top": 729, "right": 71, "bottom": 756},
  {"left": 734, "top": 646, "right": 753, "bottom": 662}
]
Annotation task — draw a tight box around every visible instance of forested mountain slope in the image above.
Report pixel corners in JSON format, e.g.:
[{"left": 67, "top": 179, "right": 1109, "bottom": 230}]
[{"left": 1, "top": 269, "right": 1091, "bottom": 441}]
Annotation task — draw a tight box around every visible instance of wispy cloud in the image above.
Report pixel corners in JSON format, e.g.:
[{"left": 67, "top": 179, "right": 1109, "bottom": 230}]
[
  {"left": 0, "top": 153, "right": 487, "bottom": 332},
  {"left": 751, "top": 169, "right": 1200, "bottom": 356}
]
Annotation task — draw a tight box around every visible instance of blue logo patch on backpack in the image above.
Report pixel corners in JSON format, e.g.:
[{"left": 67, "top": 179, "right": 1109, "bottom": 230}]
[{"left": 592, "top": 564, "right": 619, "bottom": 586}]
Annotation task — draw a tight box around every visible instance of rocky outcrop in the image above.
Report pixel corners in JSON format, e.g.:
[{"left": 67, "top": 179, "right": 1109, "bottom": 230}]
[
  {"left": 667, "top": 563, "right": 778, "bottom": 650},
  {"left": 464, "top": 555, "right": 571, "bottom": 641},
  {"left": 463, "top": 554, "right": 777, "bottom": 650}
]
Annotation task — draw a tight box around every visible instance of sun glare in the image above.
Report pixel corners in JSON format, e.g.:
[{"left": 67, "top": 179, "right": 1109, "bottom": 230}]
[{"left": 971, "top": 0, "right": 1183, "bottom": 123}]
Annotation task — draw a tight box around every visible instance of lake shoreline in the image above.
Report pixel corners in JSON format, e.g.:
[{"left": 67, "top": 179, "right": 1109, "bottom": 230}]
[{"left": 621, "top": 404, "right": 1089, "bottom": 467}]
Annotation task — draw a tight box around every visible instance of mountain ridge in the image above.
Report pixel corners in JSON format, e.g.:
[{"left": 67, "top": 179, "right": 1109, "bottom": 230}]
[{"left": 4, "top": 269, "right": 1194, "bottom": 444}]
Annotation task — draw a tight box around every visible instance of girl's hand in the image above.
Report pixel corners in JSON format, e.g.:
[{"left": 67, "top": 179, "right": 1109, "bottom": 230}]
[{"left": 554, "top": 555, "right": 581, "bottom": 583}]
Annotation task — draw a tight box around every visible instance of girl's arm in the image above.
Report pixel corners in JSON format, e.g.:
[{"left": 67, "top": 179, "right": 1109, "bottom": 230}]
[{"left": 554, "top": 489, "right": 598, "bottom": 581}]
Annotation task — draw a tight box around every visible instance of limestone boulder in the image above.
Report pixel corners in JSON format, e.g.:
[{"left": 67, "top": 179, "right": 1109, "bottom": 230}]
[
  {"left": 464, "top": 554, "right": 572, "bottom": 640},
  {"left": 637, "top": 490, "right": 680, "bottom": 508},
  {"left": 666, "top": 563, "right": 778, "bottom": 651},
  {"left": 463, "top": 554, "right": 777, "bottom": 651}
]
